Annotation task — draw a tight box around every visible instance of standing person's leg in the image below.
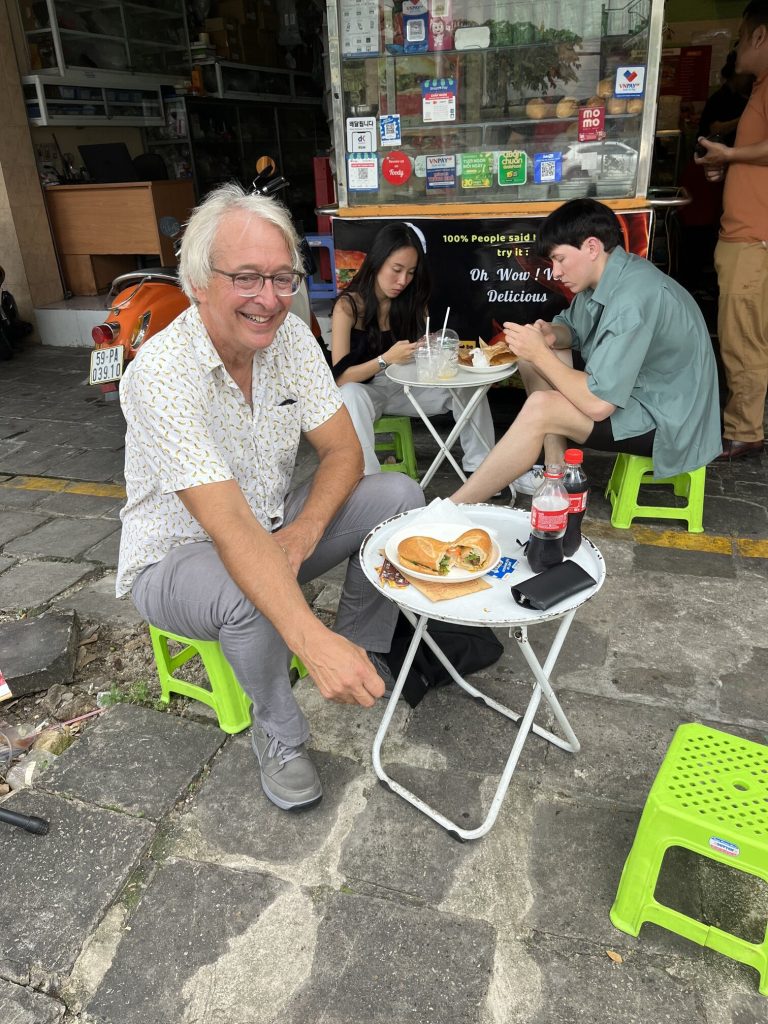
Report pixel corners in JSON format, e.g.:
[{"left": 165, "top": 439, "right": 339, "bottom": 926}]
[{"left": 715, "top": 240, "right": 768, "bottom": 446}]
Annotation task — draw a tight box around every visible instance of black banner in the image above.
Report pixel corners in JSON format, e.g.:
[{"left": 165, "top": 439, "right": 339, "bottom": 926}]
[{"left": 332, "top": 212, "right": 651, "bottom": 342}]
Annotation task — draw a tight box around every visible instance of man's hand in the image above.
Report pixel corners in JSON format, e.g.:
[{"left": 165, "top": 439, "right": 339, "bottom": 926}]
[
  {"left": 274, "top": 519, "right": 320, "bottom": 576},
  {"left": 303, "top": 633, "right": 385, "bottom": 707},
  {"left": 694, "top": 136, "right": 729, "bottom": 181},
  {"left": 533, "top": 319, "right": 558, "bottom": 348},
  {"left": 503, "top": 321, "right": 549, "bottom": 362}
]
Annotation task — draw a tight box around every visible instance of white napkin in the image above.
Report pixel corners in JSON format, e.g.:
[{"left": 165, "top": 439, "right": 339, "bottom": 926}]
[{"left": 406, "top": 497, "right": 474, "bottom": 528}]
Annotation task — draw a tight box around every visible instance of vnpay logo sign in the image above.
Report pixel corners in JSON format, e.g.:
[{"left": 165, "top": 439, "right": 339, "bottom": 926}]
[
  {"left": 615, "top": 66, "right": 645, "bottom": 97},
  {"left": 709, "top": 836, "right": 740, "bottom": 857}
]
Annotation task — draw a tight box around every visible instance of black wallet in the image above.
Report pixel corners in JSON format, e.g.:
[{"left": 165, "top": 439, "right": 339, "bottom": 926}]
[{"left": 511, "top": 560, "right": 597, "bottom": 610}]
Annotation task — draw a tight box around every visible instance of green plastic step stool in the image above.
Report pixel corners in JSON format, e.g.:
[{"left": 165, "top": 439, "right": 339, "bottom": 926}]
[
  {"left": 610, "top": 723, "right": 768, "bottom": 996},
  {"left": 149, "top": 625, "right": 307, "bottom": 734},
  {"left": 373, "top": 415, "right": 418, "bottom": 479},
  {"left": 604, "top": 453, "right": 706, "bottom": 532}
]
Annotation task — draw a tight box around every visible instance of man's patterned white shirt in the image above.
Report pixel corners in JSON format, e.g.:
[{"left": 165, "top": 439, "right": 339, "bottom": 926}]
[{"left": 116, "top": 305, "right": 342, "bottom": 596}]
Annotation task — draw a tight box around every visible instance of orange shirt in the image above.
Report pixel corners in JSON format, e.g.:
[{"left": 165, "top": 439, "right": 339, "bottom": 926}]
[{"left": 720, "top": 72, "right": 768, "bottom": 242}]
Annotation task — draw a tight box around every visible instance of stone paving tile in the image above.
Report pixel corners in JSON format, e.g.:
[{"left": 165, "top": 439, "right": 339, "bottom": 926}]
[
  {"left": 51, "top": 572, "right": 144, "bottom": 626},
  {"left": 400, "top": 680, "right": 548, "bottom": 780},
  {"left": 0, "top": 978, "right": 65, "bottom": 1023},
  {"left": 717, "top": 648, "right": 768, "bottom": 728},
  {"left": 173, "top": 736, "right": 364, "bottom": 864},
  {"left": 84, "top": 861, "right": 288, "bottom": 1024},
  {"left": 0, "top": 511, "right": 49, "bottom": 546},
  {"left": 81, "top": 529, "right": 121, "bottom": 567},
  {"left": 282, "top": 890, "right": 497, "bottom": 1024},
  {"left": 0, "top": 444, "right": 85, "bottom": 477},
  {"left": 510, "top": 931, "right": 711, "bottom": 1024},
  {"left": 53, "top": 449, "right": 125, "bottom": 484},
  {"left": 41, "top": 705, "right": 225, "bottom": 821},
  {"left": 0, "top": 553, "right": 17, "bottom": 574},
  {"left": 4, "top": 517, "right": 119, "bottom": 559},
  {"left": 339, "top": 767, "right": 534, "bottom": 905},
  {"left": 0, "top": 486, "right": 47, "bottom": 510},
  {"left": 36, "top": 491, "right": 123, "bottom": 517},
  {"left": 700, "top": 492, "right": 768, "bottom": 538},
  {"left": 0, "top": 560, "right": 96, "bottom": 614},
  {"left": 633, "top": 543, "right": 737, "bottom": 578},
  {"left": 0, "top": 612, "right": 78, "bottom": 698},
  {"left": 524, "top": 795, "right": 704, "bottom": 958},
  {"left": 0, "top": 790, "right": 153, "bottom": 986}
]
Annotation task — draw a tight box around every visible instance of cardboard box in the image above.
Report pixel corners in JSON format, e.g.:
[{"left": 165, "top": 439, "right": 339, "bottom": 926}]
[
  {"left": 210, "top": 28, "right": 242, "bottom": 62},
  {"left": 215, "top": 0, "right": 258, "bottom": 25},
  {"left": 239, "top": 26, "right": 278, "bottom": 67},
  {"left": 205, "top": 17, "right": 239, "bottom": 34}
]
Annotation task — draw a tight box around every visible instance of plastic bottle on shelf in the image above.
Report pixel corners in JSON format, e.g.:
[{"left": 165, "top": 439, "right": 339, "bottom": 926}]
[
  {"left": 526, "top": 464, "right": 569, "bottom": 573},
  {"left": 562, "top": 448, "right": 589, "bottom": 556}
]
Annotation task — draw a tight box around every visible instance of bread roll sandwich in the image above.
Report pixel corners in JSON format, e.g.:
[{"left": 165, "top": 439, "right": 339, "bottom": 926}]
[
  {"left": 446, "top": 529, "right": 493, "bottom": 571},
  {"left": 481, "top": 339, "right": 516, "bottom": 365},
  {"left": 397, "top": 535, "right": 452, "bottom": 576}
]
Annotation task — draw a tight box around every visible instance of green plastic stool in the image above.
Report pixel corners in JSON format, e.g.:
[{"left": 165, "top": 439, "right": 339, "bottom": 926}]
[
  {"left": 610, "top": 724, "right": 768, "bottom": 995},
  {"left": 605, "top": 453, "right": 706, "bottom": 532},
  {"left": 373, "top": 415, "right": 419, "bottom": 479},
  {"left": 148, "top": 625, "right": 308, "bottom": 735}
]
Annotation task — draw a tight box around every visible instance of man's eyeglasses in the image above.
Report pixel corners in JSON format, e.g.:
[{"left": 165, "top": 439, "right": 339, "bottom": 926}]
[{"left": 211, "top": 268, "right": 305, "bottom": 297}]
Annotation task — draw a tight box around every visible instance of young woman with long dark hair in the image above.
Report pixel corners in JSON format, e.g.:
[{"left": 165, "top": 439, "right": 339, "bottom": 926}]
[{"left": 331, "top": 223, "right": 494, "bottom": 475}]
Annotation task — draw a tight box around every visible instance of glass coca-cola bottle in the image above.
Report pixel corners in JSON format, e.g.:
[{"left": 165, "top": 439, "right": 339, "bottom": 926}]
[
  {"left": 562, "top": 448, "right": 589, "bottom": 557},
  {"left": 527, "top": 464, "right": 569, "bottom": 573}
]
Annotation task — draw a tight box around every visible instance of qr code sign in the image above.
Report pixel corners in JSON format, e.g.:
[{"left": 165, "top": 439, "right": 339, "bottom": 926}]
[{"left": 539, "top": 159, "right": 557, "bottom": 182}]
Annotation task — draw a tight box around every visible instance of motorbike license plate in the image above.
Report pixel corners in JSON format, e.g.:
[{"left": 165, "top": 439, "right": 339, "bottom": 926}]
[{"left": 89, "top": 346, "right": 124, "bottom": 386}]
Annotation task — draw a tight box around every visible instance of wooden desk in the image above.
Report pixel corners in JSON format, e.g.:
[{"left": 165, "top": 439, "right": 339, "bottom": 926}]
[{"left": 45, "top": 180, "right": 196, "bottom": 295}]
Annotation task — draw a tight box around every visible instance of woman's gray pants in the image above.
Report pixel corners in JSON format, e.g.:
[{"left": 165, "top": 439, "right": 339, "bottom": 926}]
[{"left": 131, "top": 473, "right": 424, "bottom": 747}]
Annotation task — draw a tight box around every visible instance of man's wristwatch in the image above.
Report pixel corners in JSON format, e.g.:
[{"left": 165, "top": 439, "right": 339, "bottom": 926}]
[{"left": 377, "top": 355, "right": 388, "bottom": 371}]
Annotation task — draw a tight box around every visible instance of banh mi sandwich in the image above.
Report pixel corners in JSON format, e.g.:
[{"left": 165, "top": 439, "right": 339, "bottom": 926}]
[
  {"left": 445, "top": 528, "right": 493, "bottom": 571},
  {"left": 397, "top": 535, "right": 453, "bottom": 576},
  {"left": 480, "top": 339, "right": 516, "bottom": 365},
  {"left": 397, "top": 528, "right": 494, "bottom": 575}
]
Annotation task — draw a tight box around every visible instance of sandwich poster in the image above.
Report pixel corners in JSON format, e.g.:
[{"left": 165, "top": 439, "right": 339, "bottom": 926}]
[{"left": 333, "top": 213, "right": 651, "bottom": 341}]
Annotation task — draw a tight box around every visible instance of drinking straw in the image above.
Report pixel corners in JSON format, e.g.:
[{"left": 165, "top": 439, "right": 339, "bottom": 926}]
[
  {"left": 425, "top": 315, "right": 430, "bottom": 342},
  {"left": 440, "top": 307, "right": 450, "bottom": 340}
]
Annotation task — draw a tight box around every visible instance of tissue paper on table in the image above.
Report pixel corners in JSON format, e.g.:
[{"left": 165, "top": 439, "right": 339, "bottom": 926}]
[{"left": 405, "top": 497, "right": 474, "bottom": 528}]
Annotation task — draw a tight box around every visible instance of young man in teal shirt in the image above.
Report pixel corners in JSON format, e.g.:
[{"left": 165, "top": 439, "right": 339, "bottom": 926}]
[{"left": 452, "top": 198, "right": 722, "bottom": 503}]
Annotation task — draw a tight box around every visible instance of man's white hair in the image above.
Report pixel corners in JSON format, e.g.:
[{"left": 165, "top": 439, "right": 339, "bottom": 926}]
[{"left": 178, "top": 181, "right": 302, "bottom": 301}]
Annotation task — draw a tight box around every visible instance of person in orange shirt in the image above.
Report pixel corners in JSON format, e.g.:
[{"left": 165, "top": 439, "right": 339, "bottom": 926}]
[{"left": 696, "top": 0, "right": 768, "bottom": 460}]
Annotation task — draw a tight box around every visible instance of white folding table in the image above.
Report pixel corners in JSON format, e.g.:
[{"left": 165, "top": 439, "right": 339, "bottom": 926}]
[
  {"left": 384, "top": 362, "right": 517, "bottom": 488},
  {"left": 360, "top": 504, "right": 606, "bottom": 841}
]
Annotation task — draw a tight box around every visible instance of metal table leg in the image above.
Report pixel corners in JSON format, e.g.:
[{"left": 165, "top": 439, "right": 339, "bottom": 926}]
[
  {"left": 403, "top": 382, "right": 494, "bottom": 489},
  {"left": 372, "top": 608, "right": 580, "bottom": 841}
]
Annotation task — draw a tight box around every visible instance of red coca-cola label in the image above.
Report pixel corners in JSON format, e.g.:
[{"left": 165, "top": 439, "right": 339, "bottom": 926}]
[
  {"left": 531, "top": 506, "right": 569, "bottom": 531},
  {"left": 568, "top": 491, "right": 588, "bottom": 513}
]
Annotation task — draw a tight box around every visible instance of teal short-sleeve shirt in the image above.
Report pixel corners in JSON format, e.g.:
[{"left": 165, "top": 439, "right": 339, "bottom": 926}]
[{"left": 553, "top": 248, "right": 721, "bottom": 477}]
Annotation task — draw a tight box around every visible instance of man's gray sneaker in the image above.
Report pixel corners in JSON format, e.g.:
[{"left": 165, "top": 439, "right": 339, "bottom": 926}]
[
  {"left": 367, "top": 650, "right": 397, "bottom": 695},
  {"left": 251, "top": 723, "right": 322, "bottom": 810}
]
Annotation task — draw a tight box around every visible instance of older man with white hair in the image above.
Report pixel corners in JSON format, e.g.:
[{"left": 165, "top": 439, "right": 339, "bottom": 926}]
[{"left": 116, "top": 183, "right": 423, "bottom": 811}]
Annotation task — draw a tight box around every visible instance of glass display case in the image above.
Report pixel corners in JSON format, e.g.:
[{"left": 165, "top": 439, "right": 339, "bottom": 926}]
[
  {"left": 325, "top": 0, "right": 665, "bottom": 212},
  {"left": 18, "top": 0, "right": 190, "bottom": 76},
  {"left": 22, "top": 72, "right": 164, "bottom": 126}
]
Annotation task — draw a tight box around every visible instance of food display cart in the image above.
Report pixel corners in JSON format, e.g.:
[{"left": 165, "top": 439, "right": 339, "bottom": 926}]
[{"left": 323, "top": 0, "right": 666, "bottom": 337}]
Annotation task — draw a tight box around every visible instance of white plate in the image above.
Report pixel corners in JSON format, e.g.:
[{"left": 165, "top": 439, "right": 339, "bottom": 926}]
[
  {"left": 459, "top": 361, "right": 508, "bottom": 374},
  {"left": 384, "top": 521, "right": 501, "bottom": 583}
]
